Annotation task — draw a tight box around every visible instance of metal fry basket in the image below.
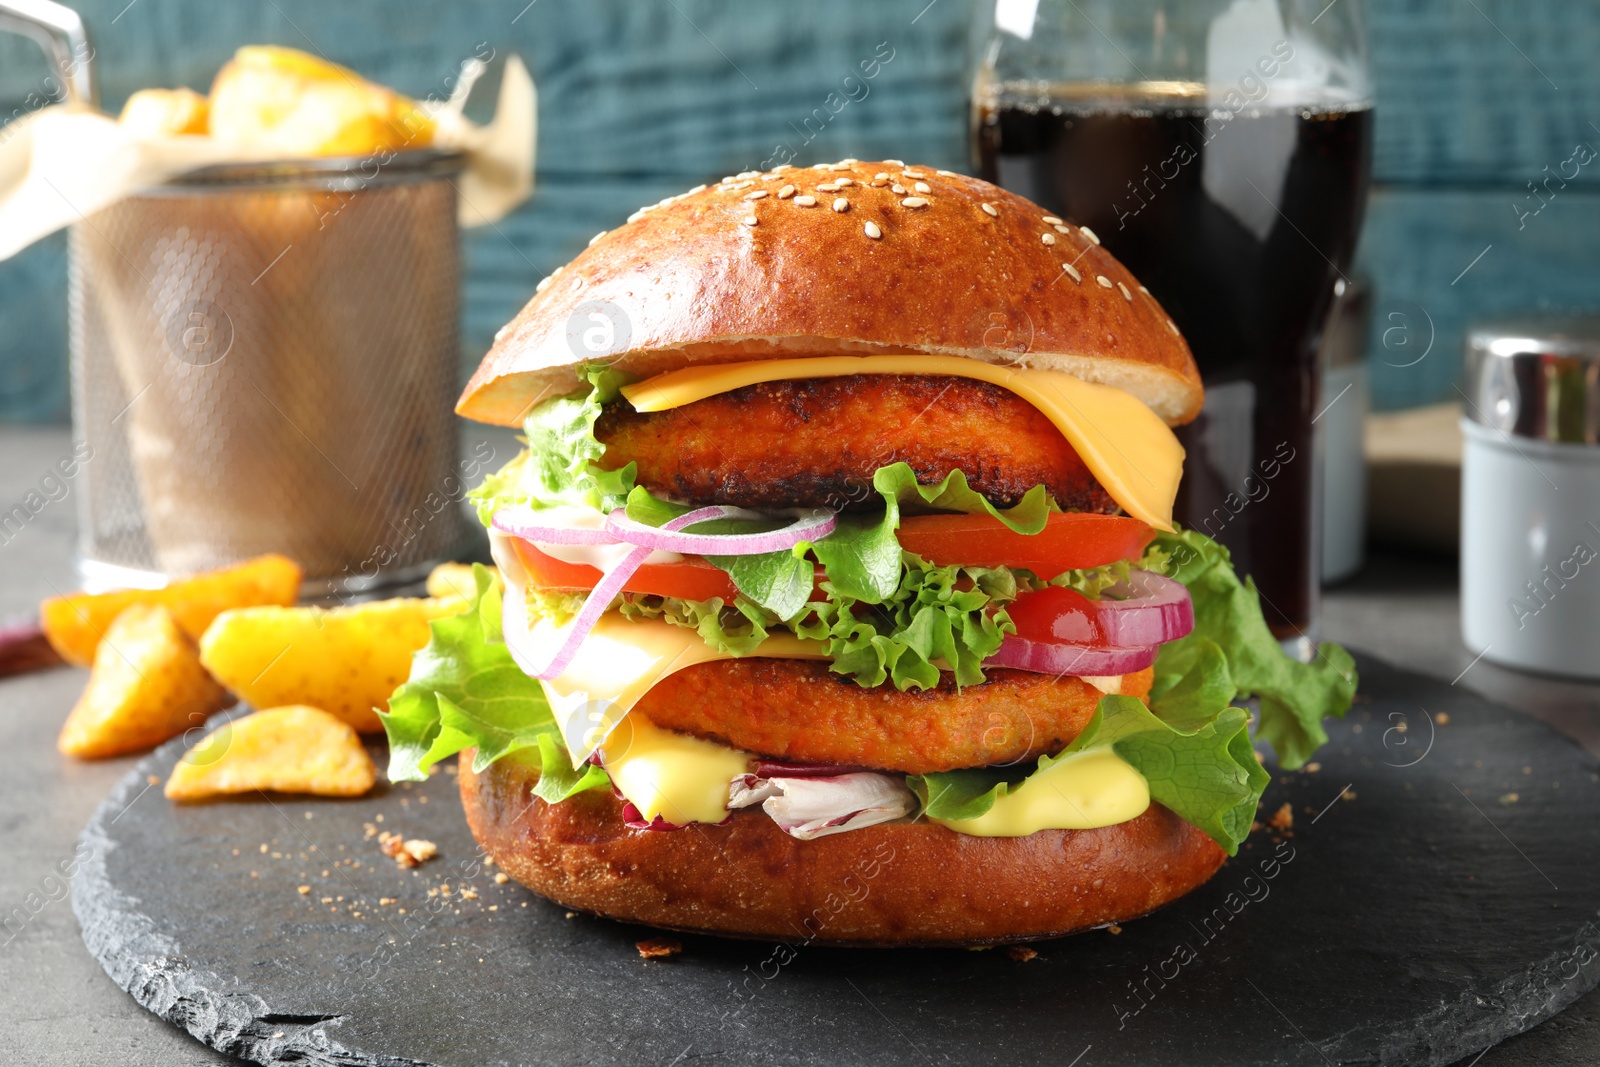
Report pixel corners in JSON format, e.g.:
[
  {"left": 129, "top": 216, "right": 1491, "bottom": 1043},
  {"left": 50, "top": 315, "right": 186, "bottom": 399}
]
[{"left": 70, "top": 151, "right": 472, "bottom": 592}]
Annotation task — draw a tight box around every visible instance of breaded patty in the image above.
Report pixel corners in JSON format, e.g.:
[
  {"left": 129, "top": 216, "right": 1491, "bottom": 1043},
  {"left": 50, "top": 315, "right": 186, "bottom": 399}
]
[
  {"left": 633, "top": 658, "right": 1153, "bottom": 774},
  {"left": 595, "top": 374, "right": 1117, "bottom": 513}
]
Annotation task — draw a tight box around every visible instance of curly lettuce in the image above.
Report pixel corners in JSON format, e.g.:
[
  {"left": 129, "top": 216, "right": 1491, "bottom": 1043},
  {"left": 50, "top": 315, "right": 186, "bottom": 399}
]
[{"left": 380, "top": 566, "right": 608, "bottom": 798}]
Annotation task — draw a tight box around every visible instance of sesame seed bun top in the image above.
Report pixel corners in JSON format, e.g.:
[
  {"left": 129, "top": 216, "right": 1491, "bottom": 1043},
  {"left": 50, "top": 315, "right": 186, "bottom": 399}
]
[{"left": 456, "top": 161, "right": 1204, "bottom": 427}]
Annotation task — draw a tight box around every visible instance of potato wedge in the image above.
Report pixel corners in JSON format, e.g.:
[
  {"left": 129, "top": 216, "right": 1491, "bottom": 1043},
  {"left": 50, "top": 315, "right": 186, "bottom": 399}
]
[
  {"left": 41, "top": 554, "right": 302, "bottom": 668},
  {"left": 199, "top": 596, "right": 464, "bottom": 733},
  {"left": 425, "top": 562, "right": 500, "bottom": 601},
  {"left": 208, "top": 45, "right": 434, "bottom": 157},
  {"left": 164, "top": 705, "right": 375, "bottom": 801},
  {"left": 119, "top": 87, "right": 210, "bottom": 137},
  {"left": 58, "top": 604, "right": 230, "bottom": 760}
]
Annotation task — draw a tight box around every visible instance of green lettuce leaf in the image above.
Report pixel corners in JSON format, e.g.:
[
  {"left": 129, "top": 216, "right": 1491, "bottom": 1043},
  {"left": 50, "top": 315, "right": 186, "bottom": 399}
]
[
  {"left": 379, "top": 565, "right": 608, "bottom": 800},
  {"left": 908, "top": 641, "right": 1268, "bottom": 854},
  {"left": 468, "top": 365, "right": 637, "bottom": 523},
  {"left": 1148, "top": 529, "right": 1357, "bottom": 769}
]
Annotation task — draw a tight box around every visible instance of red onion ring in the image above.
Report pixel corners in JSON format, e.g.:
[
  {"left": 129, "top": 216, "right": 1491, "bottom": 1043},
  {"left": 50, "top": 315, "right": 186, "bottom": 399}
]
[
  {"left": 986, "top": 635, "right": 1157, "bottom": 676},
  {"left": 525, "top": 505, "right": 727, "bottom": 679},
  {"left": 490, "top": 505, "right": 619, "bottom": 544},
  {"left": 1095, "top": 570, "right": 1195, "bottom": 647},
  {"left": 605, "top": 506, "right": 836, "bottom": 555}
]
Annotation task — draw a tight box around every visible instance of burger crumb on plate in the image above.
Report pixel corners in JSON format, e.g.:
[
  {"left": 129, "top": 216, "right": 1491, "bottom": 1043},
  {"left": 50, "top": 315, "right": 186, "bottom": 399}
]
[{"left": 636, "top": 937, "right": 682, "bottom": 960}]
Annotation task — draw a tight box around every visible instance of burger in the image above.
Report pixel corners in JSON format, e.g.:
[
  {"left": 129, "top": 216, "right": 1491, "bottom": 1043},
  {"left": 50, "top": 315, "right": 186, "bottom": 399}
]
[{"left": 382, "top": 161, "right": 1356, "bottom": 946}]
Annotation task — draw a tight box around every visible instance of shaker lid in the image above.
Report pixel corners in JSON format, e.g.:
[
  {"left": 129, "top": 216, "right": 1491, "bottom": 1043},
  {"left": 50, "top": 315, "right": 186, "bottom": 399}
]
[{"left": 1464, "top": 315, "right": 1600, "bottom": 445}]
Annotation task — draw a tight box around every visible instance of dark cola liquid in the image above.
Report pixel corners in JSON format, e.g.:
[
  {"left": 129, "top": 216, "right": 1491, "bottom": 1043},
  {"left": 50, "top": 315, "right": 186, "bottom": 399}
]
[{"left": 977, "top": 86, "right": 1372, "bottom": 638}]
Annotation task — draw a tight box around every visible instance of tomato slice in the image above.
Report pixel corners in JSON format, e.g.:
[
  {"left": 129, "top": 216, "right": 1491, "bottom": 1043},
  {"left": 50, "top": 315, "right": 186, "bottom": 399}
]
[
  {"left": 1004, "top": 586, "right": 1110, "bottom": 646},
  {"left": 897, "top": 512, "right": 1153, "bottom": 578},
  {"left": 510, "top": 539, "right": 740, "bottom": 602}
]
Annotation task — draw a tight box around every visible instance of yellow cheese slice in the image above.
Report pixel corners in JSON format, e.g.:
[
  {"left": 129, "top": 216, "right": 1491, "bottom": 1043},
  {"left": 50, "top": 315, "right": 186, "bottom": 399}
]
[
  {"left": 491, "top": 531, "right": 827, "bottom": 768},
  {"left": 599, "top": 713, "right": 752, "bottom": 825},
  {"left": 620, "top": 355, "right": 1185, "bottom": 530},
  {"left": 930, "top": 748, "right": 1150, "bottom": 836}
]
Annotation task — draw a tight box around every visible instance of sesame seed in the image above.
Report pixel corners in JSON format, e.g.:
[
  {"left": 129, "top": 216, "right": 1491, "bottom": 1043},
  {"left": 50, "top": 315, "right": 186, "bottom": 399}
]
[
  {"left": 551, "top": 265, "right": 564, "bottom": 276},
  {"left": 727, "top": 180, "right": 753, "bottom": 191},
  {"left": 1041, "top": 233, "right": 1057, "bottom": 245},
  {"left": 902, "top": 169, "right": 927, "bottom": 179},
  {"left": 744, "top": 190, "right": 769, "bottom": 200},
  {"left": 627, "top": 209, "right": 647, "bottom": 223},
  {"left": 536, "top": 276, "right": 552, "bottom": 292},
  {"left": 833, "top": 197, "right": 850, "bottom": 213},
  {"left": 914, "top": 181, "right": 931, "bottom": 194},
  {"left": 864, "top": 221, "right": 883, "bottom": 239},
  {"left": 836, "top": 177, "right": 854, "bottom": 187},
  {"left": 1138, "top": 284, "right": 1150, "bottom": 294},
  {"left": 937, "top": 169, "right": 958, "bottom": 177},
  {"left": 1081, "top": 225, "right": 1101, "bottom": 245},
  {"left": 778, "top": 184, "right": 796, "bottom": 199},
  {"left": 588, "top": 231, "right": 606, "bottom": 246},
  {"left": 571, "top": 276, "right": 584, "bottom": 290},
  {"left": 891, "top": 184, "right": 907, "bottom": 194},
  {"left": 658, "top": 196, "right": 676, "bottom": 206},
  {"left": 721, "top": 176, "right": 735, "bottom": 184},
  {"left": 689, "top": 184, "right": 707, "bottom": 194},
  {"left": 1096, "top": 274, "right": 1114, "bottom": 288},
  {"left": 794, "top": 195, "right": 818, "bottom": 207},
  {"left": 773, "top": 164, "right": 791, "bottom": 171},
  {"left": 1042, "top": 215, "right": 1064, "bottom": 225},
  {"left": 1054, "top": 225, "right": 1071, "bottom": 234},
  {"left": 818, "top": 181, "right": 836, "bottom": 192},
  {"left": 812, "top": 163, "right": 832, "bottom": 171},
  {"left": 874, "top": 172, "right": 889, "bottom": 181},
  {"left": 841, "top": 157, "right": 859, "bottom": 164},
  {"left": 829, "top": 162, "right": 851, "bottom": 171},
  {"left": 742, "top": 215, "right": 759, "bottom": 226},
  {"left": 871, "top": 179, "right": 888, "bottom": 187},
  {"left": 1118, "top": 282, "right": 1133, "bottom": 301},
  {"left": 1167, "top": 318, "right": 1181, "bottom": 334},
  {"left": 886, "top": 158, "right": 905, "bottom": 166},
  {"left": 981, "top": 202, "right": 998, "bottom": 217},
  {"left": 736, "top": 170, "right": 757, "bottom": 179},
  {"left": 900, "top": 197, "right": 929, "bottom": 208},
  {"left": 1062, "top": 264, "right": 1082, "bottom": 283}
]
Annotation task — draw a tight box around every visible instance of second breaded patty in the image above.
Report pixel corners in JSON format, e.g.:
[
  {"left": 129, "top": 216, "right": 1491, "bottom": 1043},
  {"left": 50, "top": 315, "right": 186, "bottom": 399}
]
[
  {"left": 633, "top": 657, "right": 1153, "bottom": 774},
  {"left": 595, "top": 374, "right": 1117, "bottom": 513}
]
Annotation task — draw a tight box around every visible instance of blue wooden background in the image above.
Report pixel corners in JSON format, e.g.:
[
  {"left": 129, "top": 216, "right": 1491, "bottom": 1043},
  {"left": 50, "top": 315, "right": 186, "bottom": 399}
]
[{"left": 2, "top": 0, "right": 1598, "bottom": 421}]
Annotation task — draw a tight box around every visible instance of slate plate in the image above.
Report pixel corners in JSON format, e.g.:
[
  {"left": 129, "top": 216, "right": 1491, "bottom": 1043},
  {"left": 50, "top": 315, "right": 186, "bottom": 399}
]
[{"left": 72, "top": 653, "right": 1600, "bottom": 1067}]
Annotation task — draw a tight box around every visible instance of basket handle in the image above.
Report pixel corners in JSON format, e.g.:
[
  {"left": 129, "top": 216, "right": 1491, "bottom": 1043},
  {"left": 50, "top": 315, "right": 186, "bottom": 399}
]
[{"left": 0, "top": 0, "right": 97, "bottom": 107}]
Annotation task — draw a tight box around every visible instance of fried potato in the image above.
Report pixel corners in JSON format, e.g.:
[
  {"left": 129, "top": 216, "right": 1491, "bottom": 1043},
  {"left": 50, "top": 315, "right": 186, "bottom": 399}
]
[
  {"left": 164, "top": 705, "right": 375, "bottom": 801},
  {"left": 208, "top": 45, "right": 434, "bottom": 157},
  {"left": 118, "top": 87, "right": 210, "bottom": 137},
  {"left": 58, "top": 604, "right": 230, "bottom": 760},
  {"left": 41, "top": 554, "right": 302, "bottom": 668},
  {"left": 425, "top": 562, "right": 500, "bottom": 601},
  {"left": 198, "top": 596, "right": 465, "bottom": 733}
]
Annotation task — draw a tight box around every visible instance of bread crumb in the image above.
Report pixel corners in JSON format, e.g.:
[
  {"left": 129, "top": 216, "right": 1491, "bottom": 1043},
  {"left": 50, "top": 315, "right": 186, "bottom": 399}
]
[
  {"left": 1006, "top": 946, "right": 1039, "bottom": 962},
  {"left": 637, "top": 937, "right": 682, "bottom": 959},
  {"left": 321, "top": 897, "right": 333, "bottom": 904},
  {"left": 494, "top": 872, "right": 509, "bottom": 885},
  {"left": 400, "top": 839, "right": 437, "bottom": 867},
  {"left": 297, "top": 885, "right": 310, "bottom": 895},
  {"left": 1499, "top": 792, "right": 1520, "bottom": 805},
  {"left": 1106, "top": 925, "right": 1123, "bottom": 935},
  {"left": 147, "top": 775, "right": 161, "bottom": 786},
  {"left": 461, "top": 889, "right": 479, "bottom": 901},
  {"left": 565, "top": 911, "right": 576, "bottom": 918},
  {"left": 1304, "top": 762, "right": 1321, "bottom": 773},
  {"left": 1268, "top": 803, "right": 1294, "bottom": 831},
  {"left": 1435, "top": 713, "right": 1450, "bottom": 725},
  {"left": 259, "top": 844, "right": 268, "bottom": 854}
]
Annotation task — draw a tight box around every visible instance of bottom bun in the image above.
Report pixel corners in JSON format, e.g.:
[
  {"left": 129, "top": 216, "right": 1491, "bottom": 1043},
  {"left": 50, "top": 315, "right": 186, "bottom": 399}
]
[{"left": 459, "top": 753, "right": 1228, "bottom": 946}]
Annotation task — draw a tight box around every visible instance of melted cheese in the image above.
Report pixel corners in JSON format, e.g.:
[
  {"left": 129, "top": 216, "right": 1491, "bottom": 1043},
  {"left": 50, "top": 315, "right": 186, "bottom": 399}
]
[
  {"left": 599, "top": 714, "right": 751, "bottom": 824},
  {"left": 492, "top": 531, "right": 828, "bottom": 767},
  {"left": 620, "top": 355, "right": 1184, "bottom": 530},
  {"left": 932, "top": 749, "right": 1150, "bottom": 837}
]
